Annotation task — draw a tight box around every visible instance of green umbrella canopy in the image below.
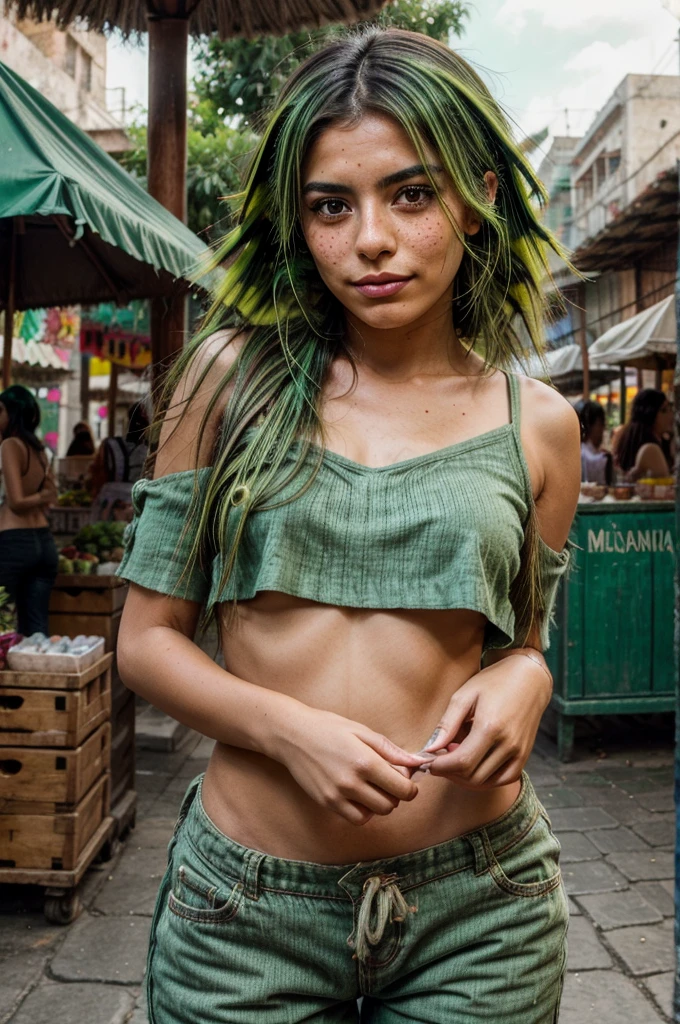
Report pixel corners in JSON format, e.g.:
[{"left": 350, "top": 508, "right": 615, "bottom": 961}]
[{"left": 0, "top": 59, "right": 215, "bottom": 310}]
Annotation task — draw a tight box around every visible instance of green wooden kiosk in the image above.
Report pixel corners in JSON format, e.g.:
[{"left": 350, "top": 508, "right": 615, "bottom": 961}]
[{"left": 545, "top": 500, "right": 675, "bottom": 760}]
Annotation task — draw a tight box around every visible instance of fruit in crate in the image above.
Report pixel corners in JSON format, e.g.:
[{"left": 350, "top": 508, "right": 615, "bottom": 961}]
[
  {"left": 57, "top": 488, "right": 92, "bottom": 507},
  {"left": 73, "top": 521, "right": 127, "bottom": 561},
  {"left": 0, "top": 586, "right": 16, "bottom": 634},
  {"left": 0, "top": 632, "right": 20, "bottom": 670}
]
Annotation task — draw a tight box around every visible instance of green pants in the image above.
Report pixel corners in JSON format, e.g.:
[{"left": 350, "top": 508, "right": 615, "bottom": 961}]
[{"left": 147, "top": 774, "right": 568, "bottom": 1023}]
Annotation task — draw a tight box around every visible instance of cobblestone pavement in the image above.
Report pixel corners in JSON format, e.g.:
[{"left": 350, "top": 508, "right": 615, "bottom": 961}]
[{"left": 0, "top": 718, "right": 675, "bottom": 1024}]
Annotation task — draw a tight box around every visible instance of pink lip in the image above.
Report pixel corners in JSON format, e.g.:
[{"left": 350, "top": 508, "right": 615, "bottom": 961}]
[{"left": 352, "top": 277, "right": 412, "bottom": 298}]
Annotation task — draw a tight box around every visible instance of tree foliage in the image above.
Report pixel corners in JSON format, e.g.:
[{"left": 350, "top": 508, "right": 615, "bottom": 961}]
[
  {"left": 193, "top": 0, "right": 469, "bottom": 120},
  {"left": 118, "top": 102, "right": 258, "bottom": 240}
]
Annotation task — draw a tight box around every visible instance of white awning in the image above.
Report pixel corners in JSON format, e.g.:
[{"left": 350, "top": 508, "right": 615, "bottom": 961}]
[
  {"left": 0, "top": 335, "right": 70, "bottom": 370},
  {"left": 589, "top": 295, "right": 676, "bottom": 367},
  {"left": 526, "top": 344, "right": 617, "bottom": 382}
]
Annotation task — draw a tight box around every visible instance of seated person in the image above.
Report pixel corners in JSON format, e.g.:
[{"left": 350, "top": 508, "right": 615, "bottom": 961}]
[
  {"left": 614, "top": 389, "right": 674, "bottom": 481},
  {"left": 578, "top": 400, "right": 612, "bottom": 485}
]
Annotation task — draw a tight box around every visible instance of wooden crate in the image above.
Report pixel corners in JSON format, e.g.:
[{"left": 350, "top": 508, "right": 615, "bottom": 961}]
[
  {"left": 49, "top": 610, "right": 122, "bottom": 654},
  {"left": 47, "top": 507, "right": 93, "bottom": 536},
  {"left": 0, "top": 666, "right": 111, "bottom": 748},
  {"left": 111, "top": 695, "right": 135, "bottom": 808},
  {"left": 0, "top": 723, "right": 110, "bottom": 810},
  {"left": 0, "top": 654, "right": 113, "bottom": 693},
  {"left": 49, "top": 575, "right": 126, "bottom": 615},
  {"left": 0, "top": 773, "right": 110, "bottom": 872}
]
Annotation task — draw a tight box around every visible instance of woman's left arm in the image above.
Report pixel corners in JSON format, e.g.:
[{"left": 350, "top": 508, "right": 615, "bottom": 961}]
[{"left": 420, "top": 381, "right": 581, "bottom": 788}]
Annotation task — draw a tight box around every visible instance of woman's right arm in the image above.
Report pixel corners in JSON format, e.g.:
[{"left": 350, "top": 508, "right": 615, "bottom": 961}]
[{"left": 117, "top": 334, "right": 427, "bottom": 823}]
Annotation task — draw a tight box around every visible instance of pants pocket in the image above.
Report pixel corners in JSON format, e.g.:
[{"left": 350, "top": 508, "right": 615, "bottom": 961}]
[
  {"left": 483, "top": 811, "right": 562, "bottom": 898},
  {"left": 167, "top": 857, "right": 244, "bottom": 924}
]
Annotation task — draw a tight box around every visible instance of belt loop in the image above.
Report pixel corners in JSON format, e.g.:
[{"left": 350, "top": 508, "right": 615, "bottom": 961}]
[
  {"left": 242, "top": 850, "right": 265, "bottom": 901},
  {"left": 464, "top": 831, "right": 488, "bottom": 876}
]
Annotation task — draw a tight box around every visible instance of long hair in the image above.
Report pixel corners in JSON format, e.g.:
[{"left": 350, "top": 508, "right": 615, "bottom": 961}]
[
  {"left": 0, "top": 385, "right": 44, "bottom": 454},
  {"left": 616, "top": 389, "right": 670, "bottom": 472},
  {"left": 155, "top": 27, "right": 568, "bottom": 641},
  {"left": 577, "top": 400, "right": 604, "bottom": 443}
]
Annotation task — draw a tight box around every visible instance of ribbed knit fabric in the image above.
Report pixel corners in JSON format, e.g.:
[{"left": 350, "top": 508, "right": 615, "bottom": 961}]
[{"left": 118, "top": 372, "right": 570, "bottom": 650}]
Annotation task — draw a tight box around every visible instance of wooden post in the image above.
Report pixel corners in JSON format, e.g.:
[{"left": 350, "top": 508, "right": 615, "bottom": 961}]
[
  {"left": 575, "top": 282, "right": 590, "bottom": 399},
  {"left": 107, "top": 362, "right": 119, "bottom": 438},
  {"left": 619, "top": 363, "right": 627, "bottom": 425},
  {"left": 147, "top": 16, "right": 189, "bottom": 385},
  {"left": 80, "top": 355, "right": 90, "bottom": 422},
  {"left": 2, "top": 218, "right": 16, "bottom": 391}
]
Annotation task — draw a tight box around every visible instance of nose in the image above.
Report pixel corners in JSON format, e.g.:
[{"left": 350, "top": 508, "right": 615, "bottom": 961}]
[{"left": 354, "top": 201, "right": 396, "bottom": 262}]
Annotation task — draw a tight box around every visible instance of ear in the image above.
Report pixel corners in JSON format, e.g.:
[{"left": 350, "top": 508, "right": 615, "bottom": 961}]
[{"left": 464, "top": 171, "right": 499, "bottom": 236}]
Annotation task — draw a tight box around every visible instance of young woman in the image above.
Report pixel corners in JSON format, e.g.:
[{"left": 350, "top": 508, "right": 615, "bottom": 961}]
[
  {"left": 614, "top": 388, "right": 674, "bottom": 481},
  {"left": 118, "top": 28, "right": 580, "bottom": 1024},
  {"left": 0, "top": 385, "right": 58, "bottom": 634}
]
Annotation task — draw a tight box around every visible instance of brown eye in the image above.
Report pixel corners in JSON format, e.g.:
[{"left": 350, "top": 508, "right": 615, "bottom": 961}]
[
  {"left": 314, "top": 198, "right": 349, "bottom": 217},
  {"left": 395, "top": 186, "right": 434, "bottom": 207}
]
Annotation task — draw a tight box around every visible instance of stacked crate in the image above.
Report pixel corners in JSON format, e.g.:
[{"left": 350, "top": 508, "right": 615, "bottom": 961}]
[
  {"left": 49, "top": 575, "right": 136, "bottom": 831},
  {"left": 0, "top": 655, "right": 113, "bottom": 884}
]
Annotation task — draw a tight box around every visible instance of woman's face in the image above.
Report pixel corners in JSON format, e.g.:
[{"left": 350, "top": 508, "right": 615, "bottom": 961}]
[
  {"left": 654, "top": 397, "right": 674, "bottom": 437},
  {"left": 0, "top": 402, "right": 8, "bottom": 439},
  {"left": 300, "top": 113, "right": 494, "bottom": 334}
]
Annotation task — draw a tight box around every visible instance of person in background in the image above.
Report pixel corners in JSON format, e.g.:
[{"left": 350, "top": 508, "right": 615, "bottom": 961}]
[
  {"left": 90, "top": 402, "right": 150, "bottom": 520},
  {"left": 614, "top": 389, "right": 674, "bottom": 481},
  {"left": 578, "top": 400, "right": 612, "bottom": 485},
  {"left": 0, "top": 385, "right": 58, "bottom": 635},
  {"left": 66, "top": 420, "right": 95, "bottom": 457}
]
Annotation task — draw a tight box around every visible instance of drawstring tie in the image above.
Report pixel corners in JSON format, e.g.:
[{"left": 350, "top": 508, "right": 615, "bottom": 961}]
[{"left": 352, "top": 874, "right": 417, "bottom": 962}]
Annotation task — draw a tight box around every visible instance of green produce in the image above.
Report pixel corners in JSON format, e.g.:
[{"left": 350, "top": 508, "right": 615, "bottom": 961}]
[
  {"left": 73, "top": 521, "right": 126, "bottom": 557},
  {"left": 73, "top": 559, "right": 94, "bottom": 575},
  {"left": 0, "top": 586, "right": 16, "bottom": 634},
  {"left": 58, "top": 556, "right": 75, "bottom": 574}
]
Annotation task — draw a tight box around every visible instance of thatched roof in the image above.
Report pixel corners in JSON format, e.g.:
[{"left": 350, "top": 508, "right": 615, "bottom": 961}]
[{"left": 5, "top": 0, "right": 390, "bottom": 39}]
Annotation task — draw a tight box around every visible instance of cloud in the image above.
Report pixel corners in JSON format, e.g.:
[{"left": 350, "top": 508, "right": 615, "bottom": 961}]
[
  {"left": 515, "top": 14, "right": 679, "bottom": 143},
  {"left": 497, "top": 0, "right": 668, "bottom": 33}
]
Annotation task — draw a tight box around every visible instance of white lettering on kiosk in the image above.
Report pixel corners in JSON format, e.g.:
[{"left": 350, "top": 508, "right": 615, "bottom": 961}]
[{"left": 588, "top": 528, "right": 674, "bottom": 554}]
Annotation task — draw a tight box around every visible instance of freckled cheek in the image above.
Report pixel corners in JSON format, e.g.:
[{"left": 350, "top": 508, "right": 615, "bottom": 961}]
[
  {"left": 403, "top": 218, "right": 460, "bottom": 265},
  {"left": 307, "top": 230, "right": 352, "bottom": 271}
]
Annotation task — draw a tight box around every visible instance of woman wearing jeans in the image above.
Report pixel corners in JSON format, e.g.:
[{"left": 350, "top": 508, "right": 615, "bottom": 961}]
[
  {"left": 0, "top": 385, "right": 58, "bottom": 635},
  {"left": 118, "top": 28, "right": 580, "bottom": 1023}
]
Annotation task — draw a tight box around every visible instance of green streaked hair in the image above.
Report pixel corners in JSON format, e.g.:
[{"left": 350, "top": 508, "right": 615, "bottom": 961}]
[{"left": 155, "top": 26, "right": 566, "bottom": 642}]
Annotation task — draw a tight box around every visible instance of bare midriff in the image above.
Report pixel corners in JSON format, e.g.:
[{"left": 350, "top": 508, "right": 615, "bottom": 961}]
[{"left": 202, "top": 591, "right": 520, "bottom": 864}]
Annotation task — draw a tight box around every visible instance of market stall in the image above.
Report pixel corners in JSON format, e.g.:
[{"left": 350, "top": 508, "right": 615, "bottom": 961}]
[
  {"left": 526, "top": 343, "right": 618, "bottom": 395},
  {"left": 546, "top": 489, "right": 675, "bottom": 761},
  {"left": 0, "top": 61, "right": 214, "bottom": 920},
  {"left": 589, "top": 295, "right": 675, "bottom": 420}
]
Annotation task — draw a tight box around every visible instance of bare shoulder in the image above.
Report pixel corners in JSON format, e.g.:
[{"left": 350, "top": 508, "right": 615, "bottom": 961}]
[
  {"left": 154, "top": 327, "right": 249, "bottom": 476},
  {"left": 518, "top": 376, "right": 580, "bottom": 446},
  {"left": 0, "top": 436, "right": 24, "bottom": 463}
]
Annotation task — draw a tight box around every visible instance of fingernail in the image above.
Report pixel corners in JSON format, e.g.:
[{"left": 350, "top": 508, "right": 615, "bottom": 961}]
[{"left": 424, "top": 728, "right": 442, "bottom": 748}]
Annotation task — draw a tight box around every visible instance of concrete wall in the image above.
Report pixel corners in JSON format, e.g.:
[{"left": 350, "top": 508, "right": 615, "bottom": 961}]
[
  {"left": 16, "top": 18, "right": 107, "bottom": 106},
  {"left": 570, "top": 74, "right": 680, "bottom": 249},
  {"left": 0, "top": 13, "right": 128, "bottom": 152}
]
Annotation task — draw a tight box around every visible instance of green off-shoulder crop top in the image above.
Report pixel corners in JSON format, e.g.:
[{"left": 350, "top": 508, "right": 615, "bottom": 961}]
[{"left": 117, "top": 372, "right": 570, "bottom": 650}]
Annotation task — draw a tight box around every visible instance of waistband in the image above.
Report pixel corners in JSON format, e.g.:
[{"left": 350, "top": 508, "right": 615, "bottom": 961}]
[
  {"left": 176, "top": 772, "right": 544, "bottom": 903},
  {"left": 0, "top": 526, "right": 52, "bottom": 537}
]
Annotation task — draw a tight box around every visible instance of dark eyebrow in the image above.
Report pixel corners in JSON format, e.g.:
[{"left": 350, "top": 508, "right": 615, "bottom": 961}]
[{"left": 302, "top": 163, "right": 444, "bottom": 196}]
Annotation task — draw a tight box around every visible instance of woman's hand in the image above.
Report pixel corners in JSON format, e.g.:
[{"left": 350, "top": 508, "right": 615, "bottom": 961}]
[
  {"left": 418, "top": 655, "right": 552, "bottom": 789},
  {"left": 277, "top": 707, "right": 433, "bottom": 826}
]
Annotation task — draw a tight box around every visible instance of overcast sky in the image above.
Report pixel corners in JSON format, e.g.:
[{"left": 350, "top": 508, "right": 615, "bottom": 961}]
[{"left": 107, "top": 0, "right": 680, "bottom": 147}]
